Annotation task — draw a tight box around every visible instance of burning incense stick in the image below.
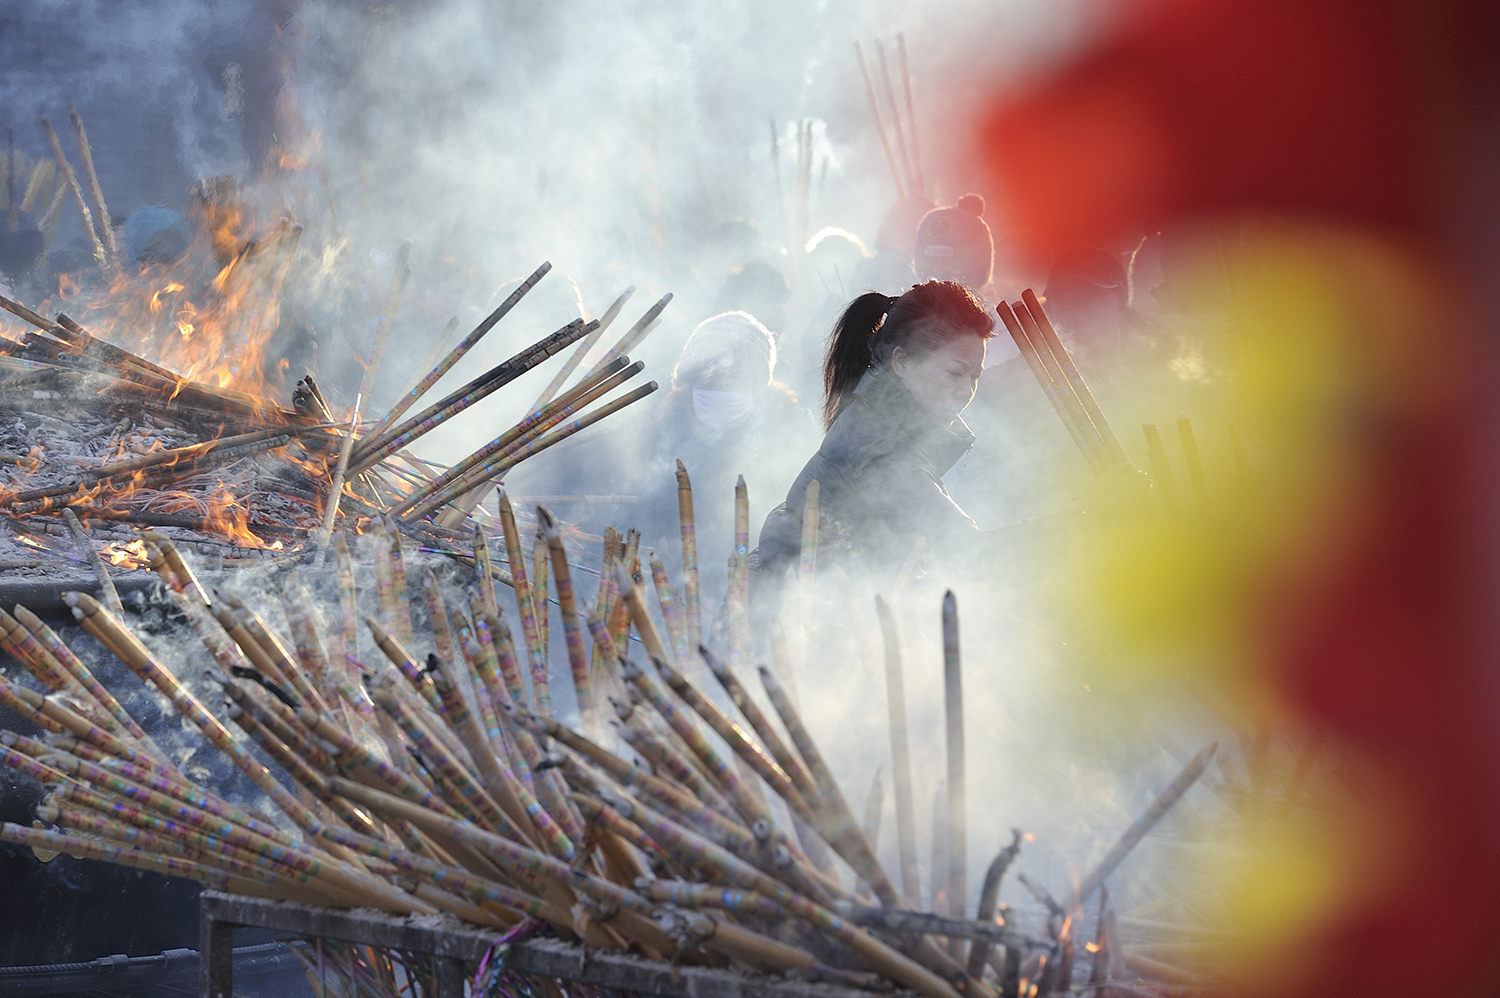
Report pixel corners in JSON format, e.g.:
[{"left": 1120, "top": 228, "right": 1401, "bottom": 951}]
[
  {"left": 470, "top": 523, "right": 499, "bottom": 616},
  {"left": 1059, "top": 744, "right": 1215, "bottom": 913},
  {"left": 701, "top": 643, "right": 817, "bottom": 803},
  {"left": 943, "top": 590, "right": 967, "bottom": 937},
  {"left": 499, "top": 492, "right": 550, "bottom": 715},
  {"left": 11, "top": 605, "right": 154, "bottom": 750},
  {"left": 388, "top": 355, "right": 637, "bottom": 519},
  {"left": 647, "top": 549, "right": 690, "bottom": 670},
  {"left": 855, "top": 42, "right": 908, "bottom": 197},
  {"left": 538, "top": 505, "right": 593, "bottom": 731},
  {"left": 897, "top": 33, "right": 924, "bottom": 196},
  {"left": 759, "top": 661, "right": 902, "bottom": 908},
  {"left": 875, "top": 41, "right": 916, "bottom": 194},
  {"left": 995, "top": 299, "right": 1108, "bottom": 475},
  {"left": 1177, "top": 418, "right": 1212, "bottom": 520},
  {"left": 352, "top": 316, "right": 594, "bottom": 474},
  {"left": 529, "top": 284, "right": 633, "bottom": 414},
  {"left": 366, "top": 261, "right": 552, "bottom": 445},
  {"left": 356, "top": 240, "right": 412, "bottom": 403},
  {"left": 675, "top": 460, "right": 703, "bottom": 649},
  {"left": 415, "top": 379, "right": 660, "bottom": 525},
  {"left": 874, "top": 594, "right": 921, "bottom": 903},
  {"left": 1019, "top": 290, "right": 1128, "bottom": 465},
  {"left": 729, "top": 475, "right": 750, "bottom": 670},
  {"left": 311, "top": 395, "right": 361, "bottom": 563},
  {"left": 1142, "top": 423, "right": 1183, "bottom": 517},
  {"left": 574, "top": 292, "right": 673, "bottom": 389}
]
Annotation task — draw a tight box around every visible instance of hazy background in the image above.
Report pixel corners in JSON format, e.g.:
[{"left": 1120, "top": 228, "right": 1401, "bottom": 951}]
[{"left": 0, "top": 0, "right": 1232, "bottom": 934}]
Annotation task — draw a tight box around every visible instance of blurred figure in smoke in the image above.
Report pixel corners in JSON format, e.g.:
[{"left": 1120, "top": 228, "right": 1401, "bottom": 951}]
[
  {"left": 914, "top": 194, "right": 994, "bottom": 293},
  {"left": 751, "top": 280, "right": 994, "bottom": 611},
  {"left": 782, "top": 227, "right": 875, "bottom": 405},
  {"left": 712, "top": 260, "right": 791, "bottom": 339},
  {"left": 1042, "top": 246, "right": 1141, "bottom": 356},
  {"left": 868, "top": 194, "right": 936, "bottom": 291},
  {"left": 632, "top": 310, "right": 815, "bottom": 579}
]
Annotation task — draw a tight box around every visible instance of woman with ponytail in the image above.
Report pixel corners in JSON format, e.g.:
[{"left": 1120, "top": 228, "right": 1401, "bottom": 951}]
[{"left": 751, "top": 279, "right": 996, "bottom": 595}]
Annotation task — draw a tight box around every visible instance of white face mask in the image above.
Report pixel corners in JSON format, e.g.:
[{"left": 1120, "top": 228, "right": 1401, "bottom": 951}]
[{"left": 692, "top": 388, "right": 756, "bottom": 431}]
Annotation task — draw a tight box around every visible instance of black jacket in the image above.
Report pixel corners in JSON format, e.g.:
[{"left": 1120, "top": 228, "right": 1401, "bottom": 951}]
[{"left": 752, "top": 363, "right": 979, "bottom": 594}]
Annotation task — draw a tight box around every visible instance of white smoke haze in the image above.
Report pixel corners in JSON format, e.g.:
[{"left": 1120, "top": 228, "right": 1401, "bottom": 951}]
[{"left": 0, "top": 0, "right": 1248, "bottom": 945}]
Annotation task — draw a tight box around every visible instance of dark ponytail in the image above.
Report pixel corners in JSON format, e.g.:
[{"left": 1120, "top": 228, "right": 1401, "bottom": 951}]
[
  {"left": 821, "top": 280, "right": 994, "bottom": 428},
  {"left": 823, "top": 292, "right": 897, "bottom": 429}
]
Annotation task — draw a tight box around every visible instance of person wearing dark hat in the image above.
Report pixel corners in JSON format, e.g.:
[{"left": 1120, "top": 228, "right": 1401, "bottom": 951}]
[
  {"left": 1042, "top": 246, "right": 1136, "bottom": 355},
  {"left": 914, "top": 194, "right": 994, "bottom": 292}
]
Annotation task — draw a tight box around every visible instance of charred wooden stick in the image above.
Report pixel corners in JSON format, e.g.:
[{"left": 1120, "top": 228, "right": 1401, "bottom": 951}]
[
  {"left": 2, "top": 424, "right": 327, "bottom": 506},
  {"left": 66, "top": 105, "right": 119, "bottom": 270},
  {"left": 943, "top": 590, "right": 967, "bottom": 935},
  {"left": 529, "top": 284, "right": 633, "bottom": 414},
  {"left": 352, "top": 317, "right": 594, "bottom": 472},
  {"left": 389, "top": 356, "right": 637, "bottom": 518},
  {"left": 356, "top": 240, "right": 412, "bottom": 403},
  {"left": 966, "top": 828, "right": 1023, "bottom": 979},
  {"left": 875, "top": 593, "right": 921, "bottom": 903},
  {"left": 995, "top": 300, "right": 1108, "bottom": 475},
  {"left": 40, "top": 118, "right": 108, "bottom": 277},
  {"left": 1060, "top": 744, "right": 1216, "bottom": 913},
  {"left": 364, "top": 260, "right": 552, "bottom": 446},
  {"left": 675, "top": 460, "right": 703, "bottom": 650},
  {"left": 60, "top": 508, "right": 123, "bottom": 616},
  {"left": 897, "top": 33, "right": 924, "bottom": 196},
  {"left": 855, "top": 42, "right": 908, "bottom": 197}
]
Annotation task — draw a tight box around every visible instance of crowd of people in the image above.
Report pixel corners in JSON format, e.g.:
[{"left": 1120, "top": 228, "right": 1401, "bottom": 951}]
[{"left": 501, "top": 185, "right": 1205, "bottom": 647}]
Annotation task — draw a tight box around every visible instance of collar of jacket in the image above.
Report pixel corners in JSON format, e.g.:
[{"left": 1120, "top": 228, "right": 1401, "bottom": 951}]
[{"left": 851, "top": 363, "right": 975, "bottom": 476}]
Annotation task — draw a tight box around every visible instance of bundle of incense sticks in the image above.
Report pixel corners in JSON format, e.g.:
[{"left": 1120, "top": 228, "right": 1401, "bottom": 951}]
[
  {"left": 0, "top": 474, "right": 1220, "bottom": 998},
  {"left": 995, "top": 290, "right": 1129, "bottom": 476}
]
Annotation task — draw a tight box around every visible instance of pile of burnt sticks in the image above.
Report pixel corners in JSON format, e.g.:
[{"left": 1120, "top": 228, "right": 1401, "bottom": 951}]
[
  {"left": 0, "top": 459, "right": 1216, "bottom": 998},
  {"left": 0, "top": 260, "right": 665, "bottom": 581}
]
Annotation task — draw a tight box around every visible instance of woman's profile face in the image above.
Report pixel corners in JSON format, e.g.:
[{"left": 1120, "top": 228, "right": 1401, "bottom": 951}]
[{"left": 891, "top": 333, "right": 987, "bottom": 424}]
